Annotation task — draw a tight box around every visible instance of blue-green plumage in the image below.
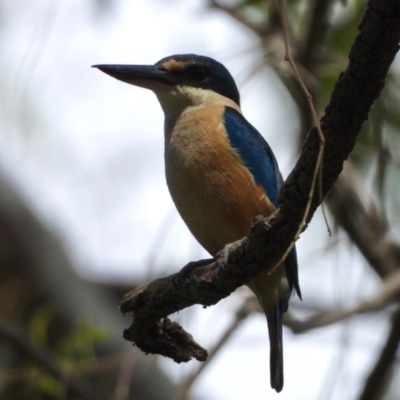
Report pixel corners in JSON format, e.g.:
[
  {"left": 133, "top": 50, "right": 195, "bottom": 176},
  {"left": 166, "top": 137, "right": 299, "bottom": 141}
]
[
  {"left": 222, "top": 104, "right": 301, "bottom": 392},
  {"left": 93, "top": 53, "right": 301, "bottom": 393},
  {"left": 223, "top": 106, "right": 301, "bottom": 300},
  {"left": 223, "top": 106, "right": 281, "bottom": 206}
]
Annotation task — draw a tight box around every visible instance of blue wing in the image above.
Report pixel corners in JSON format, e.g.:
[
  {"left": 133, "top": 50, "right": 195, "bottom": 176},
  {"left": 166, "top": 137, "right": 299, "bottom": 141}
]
[
  {"left": 223, "top": 106, "right": 301, "bottom": 299},
  {"left": 223, "top": 107, "right": 282, "bottom": 207}
]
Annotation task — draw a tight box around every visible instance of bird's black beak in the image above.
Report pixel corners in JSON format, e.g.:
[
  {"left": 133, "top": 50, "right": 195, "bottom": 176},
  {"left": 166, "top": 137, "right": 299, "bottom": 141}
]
[{"left": 92, "top": 64, "right": 175, "bottom": 90}]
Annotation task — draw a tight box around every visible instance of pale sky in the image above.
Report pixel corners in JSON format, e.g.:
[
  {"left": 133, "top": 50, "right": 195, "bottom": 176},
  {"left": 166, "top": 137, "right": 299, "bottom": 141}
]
[{"left": 0, "top": 1, "right": 388, "bottom": 399}]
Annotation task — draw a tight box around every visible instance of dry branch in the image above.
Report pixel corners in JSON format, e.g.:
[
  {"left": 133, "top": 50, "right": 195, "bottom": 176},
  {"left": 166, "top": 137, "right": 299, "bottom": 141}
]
[
  {"left": 121, "top": 0, "right": 400, "bottom": 362},
  {"left": 329, "top": 166, "right": 400, "bottom": 278},
  {"left": 358, "top": 307, "right": 400, "bottom": 400},
  {"left": 285, "top": 269, "right": 400, "bottom": 333}
]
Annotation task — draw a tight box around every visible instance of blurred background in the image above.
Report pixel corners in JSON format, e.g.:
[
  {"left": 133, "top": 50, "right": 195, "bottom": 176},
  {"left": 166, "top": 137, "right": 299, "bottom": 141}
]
[{"left": 0, "top": 0, "right": 399, "bottom": 399}]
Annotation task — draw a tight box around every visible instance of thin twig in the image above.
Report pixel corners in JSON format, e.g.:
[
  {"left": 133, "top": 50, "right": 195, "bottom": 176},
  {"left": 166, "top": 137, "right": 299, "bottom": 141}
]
[
  {"left": 208, "top": 0, "right": 273, "bottom": 37},
  {"left": 112, "top": 351, "right": 136, "bottom": 400},
  {"left": 268, "top": 0, "right": 329, "bottom": 274},
  {"left": 285, "top": 269, "right": 400, "bottom": 333},
  {"left": 171, "top": 298, "right": 258, "bottom": 400}
]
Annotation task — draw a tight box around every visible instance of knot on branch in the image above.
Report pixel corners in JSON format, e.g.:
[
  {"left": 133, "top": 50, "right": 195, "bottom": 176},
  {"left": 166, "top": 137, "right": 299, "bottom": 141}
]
[{"left": 123, "top": 317, "right": 207, "bottom": 363}]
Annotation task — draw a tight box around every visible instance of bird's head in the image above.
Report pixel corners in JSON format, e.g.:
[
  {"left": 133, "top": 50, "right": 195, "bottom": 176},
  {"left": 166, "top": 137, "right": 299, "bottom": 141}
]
[{"left": 93, "top": 54, "right": 240, "bottom": 118}]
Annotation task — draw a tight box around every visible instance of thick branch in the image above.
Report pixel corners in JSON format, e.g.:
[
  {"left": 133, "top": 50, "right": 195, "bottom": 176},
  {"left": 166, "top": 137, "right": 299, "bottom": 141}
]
[{"left": 121, "top": 0, "right": 400, "bottom": 361}]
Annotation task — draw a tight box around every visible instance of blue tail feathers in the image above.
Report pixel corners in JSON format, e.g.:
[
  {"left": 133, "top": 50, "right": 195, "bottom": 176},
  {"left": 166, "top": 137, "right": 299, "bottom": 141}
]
[{"left": 266, "top": 300, "right": 287, "bottom": 393}]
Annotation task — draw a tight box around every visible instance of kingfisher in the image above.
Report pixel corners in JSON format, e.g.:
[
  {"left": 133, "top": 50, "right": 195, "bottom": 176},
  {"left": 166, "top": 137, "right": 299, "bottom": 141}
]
[{"left": 93, "top": 54, "right": 301, "bottom": 392}]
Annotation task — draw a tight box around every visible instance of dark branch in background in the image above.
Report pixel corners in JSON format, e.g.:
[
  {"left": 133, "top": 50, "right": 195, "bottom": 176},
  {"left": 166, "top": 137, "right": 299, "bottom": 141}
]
[
  {"left": 358, "top": 307, "right": 400, "bottom": 400},
  {"left": 285, "top": 269, "right": 400, "bottom": 333},
  {"left": 0, "top": 318, "right": 97, "bottom": 400},
  {"left": 328, "top": 167, "right": 400, "bottom": 278},
  {"left": 297, "top": 0, "right": 334, "bottom": 69},
  {"left": 294, "top": 0, "right": 335, "bottom": 132},
  {"left": 120, "top": 0, "right": 400, "bottom": 362},
  {"left": 208, "top": 0, "right": 276, "bottom": 37}
]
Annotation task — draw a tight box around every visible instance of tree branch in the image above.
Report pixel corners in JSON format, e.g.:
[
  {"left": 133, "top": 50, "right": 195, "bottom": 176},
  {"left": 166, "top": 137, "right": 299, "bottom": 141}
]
[
  {"left": 328, "top": 166, "right": 400, "bottom": 278},
  {"left": 297, "top": 0, "right": 334, "bottom": 69},
  {"left": 358, "top": 307, "right": 400, "bottom": 400},
  {"left": 120, "top": 0, "right": 400, "bottom": 362},
  {"left": 285, "top": 269, "right": 400, "bottom": 333},
  {"left": 207, "top": 0, "right": 275, "bottom": 37}
]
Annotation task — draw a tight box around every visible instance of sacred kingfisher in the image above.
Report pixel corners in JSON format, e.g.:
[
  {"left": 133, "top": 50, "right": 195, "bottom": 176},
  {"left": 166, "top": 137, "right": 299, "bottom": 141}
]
[{"left": 93, "top": 54, "right": 301, "bottom": 393}]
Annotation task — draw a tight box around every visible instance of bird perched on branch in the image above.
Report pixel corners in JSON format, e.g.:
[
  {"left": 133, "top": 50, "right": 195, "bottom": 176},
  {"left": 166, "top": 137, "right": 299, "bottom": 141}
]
[{"left": 93, "top": 54, "right": 301, "bottom": 392}]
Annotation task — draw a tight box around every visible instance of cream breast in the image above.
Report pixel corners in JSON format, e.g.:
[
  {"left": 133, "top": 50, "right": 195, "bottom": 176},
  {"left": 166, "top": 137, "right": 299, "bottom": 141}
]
[{"left": 164, "top": 105, "right": 275, "bottom": 255}]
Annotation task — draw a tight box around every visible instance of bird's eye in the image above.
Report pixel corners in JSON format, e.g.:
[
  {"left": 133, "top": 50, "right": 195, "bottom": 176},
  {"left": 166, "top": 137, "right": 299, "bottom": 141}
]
[{"left": 189, "top": 67, "right": 207, "bottom": 82}]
